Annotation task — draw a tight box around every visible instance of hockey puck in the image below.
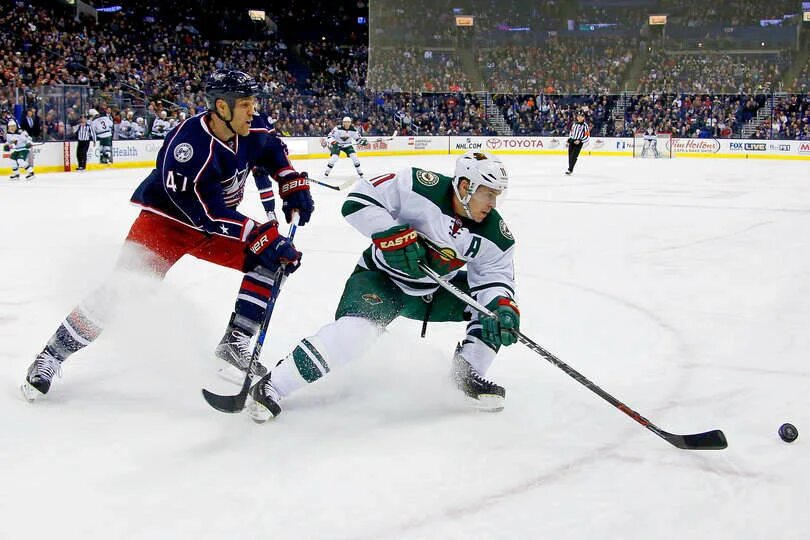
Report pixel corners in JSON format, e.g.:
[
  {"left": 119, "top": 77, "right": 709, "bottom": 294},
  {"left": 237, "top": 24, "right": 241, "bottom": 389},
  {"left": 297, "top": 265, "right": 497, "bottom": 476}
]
[{"left": 778, "top": 423, "right": 798, "bottom": 443}]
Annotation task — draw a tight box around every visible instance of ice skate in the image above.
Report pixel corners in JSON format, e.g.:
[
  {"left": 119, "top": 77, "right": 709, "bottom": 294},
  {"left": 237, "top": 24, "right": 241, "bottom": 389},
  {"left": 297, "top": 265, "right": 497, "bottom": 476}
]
[
  {"left": 25, "top": 171, "right": 34, "bottom": 181},
  {"left": 21, "top": 348, "right": 63, "bottom": 401},
  {"left": 10, "top": 173, "right": 20, "bottom": 181},
  {"left": 451, "top": 349, "right": 505, "bottom": 412},
  {"left": 246, "top": 374, "right": 282, "bottom": 423},
  {"left": 215, "top": 326, "right": 268, "bottom": 383}
]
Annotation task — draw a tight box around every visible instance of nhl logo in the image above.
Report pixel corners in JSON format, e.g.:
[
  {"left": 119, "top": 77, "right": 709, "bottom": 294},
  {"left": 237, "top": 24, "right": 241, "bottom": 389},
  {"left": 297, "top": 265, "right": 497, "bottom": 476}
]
[
  {"left": 499, "top": 219, "right": 513, "bottom": 240},
  {"left": 173, "top": 143, "right": 194, "bottom": 163},
  {"left": 416, "top": 170, "right": 439, "bottom": 186}
]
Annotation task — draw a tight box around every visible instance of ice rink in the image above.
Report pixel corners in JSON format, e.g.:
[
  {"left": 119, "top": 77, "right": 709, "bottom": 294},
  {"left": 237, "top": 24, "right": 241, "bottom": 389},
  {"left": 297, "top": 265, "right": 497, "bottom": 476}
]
[{"left": 1, "top": 154, "right": 808, "bottom": 539}]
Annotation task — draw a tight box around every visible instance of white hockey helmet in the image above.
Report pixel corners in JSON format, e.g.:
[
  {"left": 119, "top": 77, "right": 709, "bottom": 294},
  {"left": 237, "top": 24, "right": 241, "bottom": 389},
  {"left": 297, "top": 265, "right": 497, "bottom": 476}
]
[
  {"left": 452, "top": 151, "right": 508, "bottom": 217},
  {"left": 7, "top": 118, "right": 17, "bottom": 130},
  {"left": 342, "top": 116, "right": 352, "bottom": 125},
  {"left": 159, "top": 110, "right": 167, "bottom": 119},
  {"left": 88, "top": 108, "right": 99, "bottom": 118}
]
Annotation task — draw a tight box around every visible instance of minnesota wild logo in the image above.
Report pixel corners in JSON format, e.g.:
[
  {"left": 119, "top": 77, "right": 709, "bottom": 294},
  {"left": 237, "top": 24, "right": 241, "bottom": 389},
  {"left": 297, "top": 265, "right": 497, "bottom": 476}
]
[
  {"left": 362, "top": 293, "right": 383, "bottom": 305},
  {"left": 426, "top": 246, "right": 465, "bottom": 274},
  {"left": 416, "top": 170, "right": 439, "bottom": 186},
  {"left": 499, "top": 219, "right": 513, "bottom": 240}
]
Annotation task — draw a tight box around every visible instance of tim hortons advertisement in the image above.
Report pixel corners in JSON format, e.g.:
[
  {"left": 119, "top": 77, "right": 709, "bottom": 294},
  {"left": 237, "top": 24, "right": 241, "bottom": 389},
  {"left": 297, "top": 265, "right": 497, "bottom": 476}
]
[{"left": 672, "top": 138, "right": 721, "bottom": 154}]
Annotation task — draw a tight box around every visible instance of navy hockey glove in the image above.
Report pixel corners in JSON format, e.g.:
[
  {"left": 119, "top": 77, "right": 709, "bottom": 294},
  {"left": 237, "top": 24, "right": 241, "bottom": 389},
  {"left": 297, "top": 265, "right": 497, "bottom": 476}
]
[
  {"left": 480, "top": 297, "right": 520, "bottom": 348},
  {"left": 278, "top": 172, "right": 314, "bottom": 226},
  {"left": 371, "top": 225, "right": 425, "bottom": 278},
  {"left": 245, "top": 221, "right": 302, "bottom": 274}
]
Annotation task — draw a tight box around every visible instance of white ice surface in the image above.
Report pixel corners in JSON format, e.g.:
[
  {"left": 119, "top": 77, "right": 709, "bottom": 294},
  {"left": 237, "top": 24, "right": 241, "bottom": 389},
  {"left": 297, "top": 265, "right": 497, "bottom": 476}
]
[{"left": 1, "top": 155, "right": 808, "bottom": 539}]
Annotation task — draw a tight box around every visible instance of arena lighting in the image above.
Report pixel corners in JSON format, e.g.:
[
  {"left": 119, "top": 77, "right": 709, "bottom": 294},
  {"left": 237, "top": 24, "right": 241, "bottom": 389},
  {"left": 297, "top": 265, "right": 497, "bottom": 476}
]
[
  {"left": 455, "top": 15, "right": 474, "bottom": 27},
  {"left": 804, "top": 12, "right": 810, "bottom": 22},
  {"left": 648, "top": 14, "right": 667, "bottom": 25},
  {"left": 248, "top": 9, "right": 265, "bottom": 21}
]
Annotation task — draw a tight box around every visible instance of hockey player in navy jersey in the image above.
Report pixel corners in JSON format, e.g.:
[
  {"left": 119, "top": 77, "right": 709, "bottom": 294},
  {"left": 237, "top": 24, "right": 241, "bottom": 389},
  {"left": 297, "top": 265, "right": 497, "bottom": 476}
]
[{"left": 21, "top": 69, "right": 315, "bottom": 401}]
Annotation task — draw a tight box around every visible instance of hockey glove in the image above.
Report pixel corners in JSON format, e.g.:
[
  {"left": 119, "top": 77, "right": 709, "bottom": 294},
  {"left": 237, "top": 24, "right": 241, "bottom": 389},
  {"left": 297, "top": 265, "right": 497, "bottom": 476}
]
[
  {"left": 245, "top": 221, "right": 302, "bottom": 275},
  {"left": 278, "top": 172, "right": 314, "bottom": 226},
  {"left": 371, "top": 225, "right": 425, "bottom": 278},
  {"left": 358, "top": 138, "right": 368, "bottom": 146},
  {"left": 481, "top": 297, "right": 520, "bottom": 348}
]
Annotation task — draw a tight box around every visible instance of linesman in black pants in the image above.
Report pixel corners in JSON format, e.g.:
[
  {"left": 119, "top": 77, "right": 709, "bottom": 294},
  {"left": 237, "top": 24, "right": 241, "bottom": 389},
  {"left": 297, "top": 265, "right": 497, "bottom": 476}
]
[
  {"left": 565, "top": 110, "right": 590, "bottom": 175},
  {"left": 73, "top": 115, "right": 96, "bottom": 171}
]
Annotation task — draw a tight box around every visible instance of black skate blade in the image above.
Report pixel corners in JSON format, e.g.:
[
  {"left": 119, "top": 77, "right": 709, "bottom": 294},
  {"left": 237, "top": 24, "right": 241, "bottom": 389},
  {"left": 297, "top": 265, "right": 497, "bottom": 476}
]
[{"left": 663, "top": 429, "right": 727, "bottom": 450}]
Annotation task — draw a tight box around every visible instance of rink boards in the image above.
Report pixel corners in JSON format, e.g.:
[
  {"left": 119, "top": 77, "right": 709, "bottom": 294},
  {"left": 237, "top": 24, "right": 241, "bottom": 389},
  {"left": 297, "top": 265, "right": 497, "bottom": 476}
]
[{"left": 3, "top": 135, "right": 809, "bottom": 175}]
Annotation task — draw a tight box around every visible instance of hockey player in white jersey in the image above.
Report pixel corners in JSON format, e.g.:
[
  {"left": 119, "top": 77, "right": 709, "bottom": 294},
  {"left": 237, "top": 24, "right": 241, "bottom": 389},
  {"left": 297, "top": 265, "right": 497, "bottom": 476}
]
[
  {"left": 3, "top": 119, "right": 35, "bottom": 180},
  {"left": 151, "top": 110, "right": 171, "bottom": 138},
  {"left": 640, "top": 127, "right": 659, "bottom": 158},
  {"left": 89, "top": 109, "right": 114, "bottom": 164},
  {"left": 132, "top": 117, "right": 146, "bottom": 139},
  {"left": 246, "top": 151, "right": 520, "bottom": 423},
  {"left": 323, "top": 116, "right": 366, "bottom": 179},
  {"left": 119, "top": 111, "right": 135, "bottom": 139}
]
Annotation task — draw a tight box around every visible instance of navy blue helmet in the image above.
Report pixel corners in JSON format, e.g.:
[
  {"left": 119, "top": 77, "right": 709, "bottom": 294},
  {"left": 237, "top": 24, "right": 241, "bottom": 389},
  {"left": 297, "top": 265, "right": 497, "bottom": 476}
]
[{"left": 204, "top": 69, "right": 260, "bottom": 111}]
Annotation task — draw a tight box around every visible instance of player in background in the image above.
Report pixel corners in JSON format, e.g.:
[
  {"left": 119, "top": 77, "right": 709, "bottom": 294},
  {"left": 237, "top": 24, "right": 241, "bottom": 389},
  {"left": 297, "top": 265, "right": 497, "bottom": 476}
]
[
  {"left": 21, "top": 69, "right": 315, "bottom": 401},
  {"left": 133, "top": 117, "right": 146, "bottom": 139},
  {"left": 3, "top": 119, "right": 35, "bottom": 180},
  {"left": 89, "top": 108, "right": 114, "bottom": 164},
  {"left": 565, "top": 109, "right": 590, "bottom": 175},
  {"left": 640, "top": 127, "right": 659, "bottom": 158},
  {"left": 323, "top": 116, "right": 366, "bottom": 179},
  {"left": 119, "top": 111, "right": 135, "bottom": 140},
  {"left": 151, "top": 110, "right": 171, "bottom": 138},
  {"left": 246, "top": 151, "right": 520, "bottom": 423}
]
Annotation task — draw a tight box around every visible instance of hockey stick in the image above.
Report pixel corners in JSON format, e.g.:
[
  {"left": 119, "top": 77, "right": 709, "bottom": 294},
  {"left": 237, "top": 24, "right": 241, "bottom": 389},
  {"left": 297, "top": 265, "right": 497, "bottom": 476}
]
[
  {"left": 310, "top": 177, "right": 358, "bottom": 191},
  {"left": 202, "top": 215, "right": 300, "bottom": 413},
  {"left": 418, "top": 263, "right": 728, "bottom": 450},
  {"left": 370, "top": 130, "right": 398, "bottom": 143}
]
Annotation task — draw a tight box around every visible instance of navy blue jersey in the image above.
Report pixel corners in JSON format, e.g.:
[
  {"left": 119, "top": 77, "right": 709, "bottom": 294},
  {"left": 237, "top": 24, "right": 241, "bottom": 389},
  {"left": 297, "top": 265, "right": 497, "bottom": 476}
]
[{"left": 131, "top": 112, "right": 296, "bottom": 241}]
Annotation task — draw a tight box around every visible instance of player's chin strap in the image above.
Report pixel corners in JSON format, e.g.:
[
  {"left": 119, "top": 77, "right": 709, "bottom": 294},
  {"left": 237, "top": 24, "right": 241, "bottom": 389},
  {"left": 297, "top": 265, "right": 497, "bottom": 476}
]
[
  {"left": 452, "top": 179, "right": 474, "bottom": 220},
  {"left": 213, "top": 102, "right": 238, "bottom": 137}
]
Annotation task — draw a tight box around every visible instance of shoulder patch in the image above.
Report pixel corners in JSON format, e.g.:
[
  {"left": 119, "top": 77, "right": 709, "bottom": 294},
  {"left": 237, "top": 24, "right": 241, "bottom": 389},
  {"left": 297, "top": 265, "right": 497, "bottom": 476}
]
[
  {"left": 499, "top": 219, "right": 513, "bottom": 240},
  {"left": 416, "top": 169, "right": 440, "bottom": 187},
  {"left": 173, "top": 143, "right": 194, "bottom": 163}
]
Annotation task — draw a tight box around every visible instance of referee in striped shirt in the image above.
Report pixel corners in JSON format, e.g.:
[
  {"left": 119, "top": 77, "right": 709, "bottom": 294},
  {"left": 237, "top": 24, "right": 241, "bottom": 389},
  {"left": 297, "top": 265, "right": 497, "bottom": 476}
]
[
  {"left": 73, "top": 115, "right": 96, "bottom": 171},
  {"left": 565, "top": 109, "right": 590, "bottom": 175}
]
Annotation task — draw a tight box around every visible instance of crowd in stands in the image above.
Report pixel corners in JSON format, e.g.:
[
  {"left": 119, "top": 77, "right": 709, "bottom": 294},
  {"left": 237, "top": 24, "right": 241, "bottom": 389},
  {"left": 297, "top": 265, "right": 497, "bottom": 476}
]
[
  {"left": 658, "top": 0, "right": 799, "bottom": 28},
  {"left": 479, "top": 38, "right": 635, "bottom": 94},
  {"left": 750, "top": 95, "right": 810, "bottom": 140},
  {"left": 2, "top": 0, "right": 809, "bottom": 142},
  {"left": 638, "top": 50, "right": 792, "bottom": 94},
  {"left": 497, "top": 94, "right": 617, "bottom": 136}
]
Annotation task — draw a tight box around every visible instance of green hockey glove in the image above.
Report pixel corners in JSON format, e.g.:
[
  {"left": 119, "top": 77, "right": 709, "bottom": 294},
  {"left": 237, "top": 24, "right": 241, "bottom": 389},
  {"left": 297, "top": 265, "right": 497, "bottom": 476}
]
[
  {"left": 371, "top": 225, "right": 425, "bottom": 278},
  {"left": 481, "top": 297, "right": 520, "bottom": 347}
]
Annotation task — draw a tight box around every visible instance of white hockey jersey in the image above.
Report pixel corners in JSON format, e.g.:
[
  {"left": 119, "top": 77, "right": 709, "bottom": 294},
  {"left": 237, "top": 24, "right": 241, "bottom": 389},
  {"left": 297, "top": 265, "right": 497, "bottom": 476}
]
[
  {"left": 119, "top": 119, "right": 134, "bottom": 139},
  {"left": 327, "top": 126, "right": 363, "bottom": 149},
  {"left": 4, "top": 130, "right": 33, "bottom": 151},
  {"left": 342, "top": 167, "right": 516, "bottom": 306},
  {"left": 151, "top": 118, "right": 171, "bottom": 138},
  {"left": 91, "top": 116, "right": 113, "bottom": 139}
]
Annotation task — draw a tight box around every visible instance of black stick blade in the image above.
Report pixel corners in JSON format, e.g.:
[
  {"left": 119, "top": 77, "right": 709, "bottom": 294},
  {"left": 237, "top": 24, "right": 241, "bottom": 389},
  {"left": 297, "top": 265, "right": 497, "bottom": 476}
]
[
  {"left": 664, "top": 429, "right": 728, "bottom": 450},
  {"left": 201, "top": 376, "right": 251, "bottom": 413}
]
